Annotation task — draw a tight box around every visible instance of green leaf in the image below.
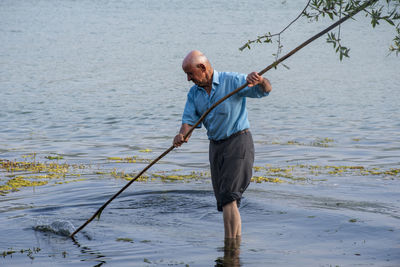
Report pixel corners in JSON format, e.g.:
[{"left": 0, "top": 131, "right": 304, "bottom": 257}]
[
  {"left": 384, "top": 17, "right": 395, "bottom": 26},
  {"left": 96, "top": 207, "right": 105, "bottom": 221}
]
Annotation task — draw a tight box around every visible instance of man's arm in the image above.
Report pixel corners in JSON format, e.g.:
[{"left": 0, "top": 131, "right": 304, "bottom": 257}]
[
  {"left": 173, "top": 123, "right": 193, "bottom": 147},
  {"left": 246, "top": 72, "right": 272, "bottom": 93}
]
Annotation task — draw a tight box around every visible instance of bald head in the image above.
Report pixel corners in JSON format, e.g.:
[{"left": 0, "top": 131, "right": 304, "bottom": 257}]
[
  {"left": 182, "top": 50, "right": 211, "bottom": 70},
  {"left": 182, "top": 50, "right": 213, "bottom": 89}
]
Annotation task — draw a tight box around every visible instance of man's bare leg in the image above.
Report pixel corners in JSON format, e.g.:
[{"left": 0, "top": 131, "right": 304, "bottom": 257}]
[{"left": 222, "top": 201, "right": 241, "bottom": 239}]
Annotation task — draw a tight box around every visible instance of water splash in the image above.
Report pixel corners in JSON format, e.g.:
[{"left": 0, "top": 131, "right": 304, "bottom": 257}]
[{"left": 33, "top": 220, "right": 76, "bottom": 237}]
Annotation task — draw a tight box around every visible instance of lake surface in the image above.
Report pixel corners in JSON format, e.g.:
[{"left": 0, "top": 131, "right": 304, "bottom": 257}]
[{"left": 1, "top": 0, "right": 399, "bottom": 266}]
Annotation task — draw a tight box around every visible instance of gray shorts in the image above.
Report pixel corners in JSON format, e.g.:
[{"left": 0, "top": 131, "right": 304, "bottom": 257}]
[{"left": 209, "top": 130, "right": 254, "bottom": 212}]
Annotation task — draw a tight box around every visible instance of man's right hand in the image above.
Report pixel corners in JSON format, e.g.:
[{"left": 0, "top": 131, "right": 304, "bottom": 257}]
[
  {"left": 173, "top": 124, "right": 192, "bottom": 147},
  {"left": 173, "top": 133, "right": 187, "bottom": 147}
]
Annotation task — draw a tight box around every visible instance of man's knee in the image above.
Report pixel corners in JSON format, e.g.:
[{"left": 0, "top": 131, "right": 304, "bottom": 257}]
[{"left": 222, "top": 200, "right": 238, "bottom": 211}]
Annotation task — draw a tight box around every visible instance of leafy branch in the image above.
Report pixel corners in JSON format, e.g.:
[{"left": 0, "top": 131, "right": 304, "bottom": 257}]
[
  {"left": 239, "top": 0, "right": 312, "bottom": 62},
  {"left": 240, "top": 0, "right": 400, "bottom": 60},
  {"left": 390, "top": 26, "right": 400, "bottom": 54}
]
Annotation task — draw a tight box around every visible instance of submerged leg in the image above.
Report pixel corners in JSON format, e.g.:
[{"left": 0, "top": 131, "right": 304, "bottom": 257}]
[{"left": 222, "top": 200, "right": 241, "bottom": 239}]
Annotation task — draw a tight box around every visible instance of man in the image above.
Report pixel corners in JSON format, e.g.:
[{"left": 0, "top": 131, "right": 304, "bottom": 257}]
[{"left": 173, "top": 50, "right": 272, "bottom": 239}]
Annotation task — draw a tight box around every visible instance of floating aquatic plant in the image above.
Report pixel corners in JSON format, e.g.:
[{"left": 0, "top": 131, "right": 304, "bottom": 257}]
[
  {"left": 116, "top": 237, "right": 134, "bottom": 243},
  {"left": 54, "top": 178, "right": 87, "bottom": 185},
  {"left": 45, "top": 155, "right": 64, "bottom": 160},
  {"left": 111, "top": 169, "right": 149, "bottom": 182},
  {"left": 0, "top": 158, "right": 88, "bottom": 195},
  {"left": 107, "top": 156, "right": 151, "bottom": 164},
  {"left": 151, "top": 171, "right": 208, "bottom": 182},
  {"left": 251, "top": 176, "right": 284, "bottom": 183},
  {"left": 2, "top": 154, "right": 399, "bottom": 196},
  {"left": 311, "top": 137, "right": 334, "bottom": 147},
  {"left": 251, "top": 164, "right": 400, "bottom": 184},
  {"left": 110, "top": 168, "right": 210, "bottom": 183},
  {"left": 270, "top": 137, "right": 335, "bottom": 147},
  {"left": 0, "top": 176, "right": 48, "bottom": 193},
  {"left": 2, "top": 247, "right": 41, "bottom": 260}
]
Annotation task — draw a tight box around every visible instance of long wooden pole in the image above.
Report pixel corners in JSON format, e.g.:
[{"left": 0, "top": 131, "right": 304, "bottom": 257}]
[{"left": 70, "top": 0, "right": 374, "bottom": 238}]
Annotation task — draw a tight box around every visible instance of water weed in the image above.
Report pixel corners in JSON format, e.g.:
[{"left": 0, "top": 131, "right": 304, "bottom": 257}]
[
  {"left": 252, "top": 164, "right": 400, "bottom": 184},
  {"left": 2, "top": 155, "right": 399, "bottom": 195},
  {"left": 270, "top": 137, "right": 335, "bottom": 147},
  {"left": 2, "top": 247, "right": 41, "bottom": 260},
  {"left": 0, "top": 158, "right": 87, "bottom": 195}
]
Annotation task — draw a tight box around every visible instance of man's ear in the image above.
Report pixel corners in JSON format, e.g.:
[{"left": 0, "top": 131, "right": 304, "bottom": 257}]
[{"left": 197, "top": 63, "right": 206, "bottom": 72}]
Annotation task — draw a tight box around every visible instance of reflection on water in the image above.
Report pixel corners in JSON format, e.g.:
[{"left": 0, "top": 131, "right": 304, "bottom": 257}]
[
  {"left": 215, "top": 237, "right": 242, "bottom": 267},
  {"left": 71, "top": 237, "right": 107, "bottom": 267}
]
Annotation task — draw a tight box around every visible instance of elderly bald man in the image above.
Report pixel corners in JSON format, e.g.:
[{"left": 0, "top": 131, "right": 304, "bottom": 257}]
[{"left": 173, "top": 50, "right": 272, "bottom": 239}]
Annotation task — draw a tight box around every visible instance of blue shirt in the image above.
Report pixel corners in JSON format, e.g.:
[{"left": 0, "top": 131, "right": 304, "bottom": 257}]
[{"left": 182, "top": 70, "right": 269, "bottom": 141}]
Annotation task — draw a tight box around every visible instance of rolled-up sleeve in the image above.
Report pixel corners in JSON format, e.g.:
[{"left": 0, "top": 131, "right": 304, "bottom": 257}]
[{"left": 237, "top": 74, "right": 269, "bottom": 98}]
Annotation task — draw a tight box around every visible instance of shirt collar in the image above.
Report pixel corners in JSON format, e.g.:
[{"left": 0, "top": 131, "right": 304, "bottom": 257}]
[{"left": 212, "top": 70, "right": 220, "bottom": 85}]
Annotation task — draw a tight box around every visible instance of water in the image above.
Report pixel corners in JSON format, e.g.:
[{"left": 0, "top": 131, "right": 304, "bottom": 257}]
[{"left": 1, "top": 0, "right": 399, "bottom": 266}]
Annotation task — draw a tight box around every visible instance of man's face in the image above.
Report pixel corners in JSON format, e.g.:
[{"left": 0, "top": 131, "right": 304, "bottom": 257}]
[{"left": 183, "top": 64, "right": 208, "bottom": 87}]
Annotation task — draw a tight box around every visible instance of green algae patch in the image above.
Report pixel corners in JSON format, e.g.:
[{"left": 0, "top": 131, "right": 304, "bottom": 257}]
[
  {"left": 54, "top": 178, "right": 87, "bottom": 185},
  {"left": 1, "top": 176, "right": 48, "bottom": 192},
  {"left": 0, "top": 158, "right": 88, "bottom": 195},
  {"left": 110, "top": 168, "right": 210, "bottom": 183},
  {"left": 111, "top": 169, "right": 149, "bottom": 182},
  {"left": 45, "top": 155, "right": 64, "bottom": 160},
  {"left": 270, "top": 137, "right": 335, "bottom": 147},
  {"left": 297, "top": 164, "right": 400, "bottom": 177},
  {"left": 138, "top": 148, "right": 152, "bottom": 153},
  {"left": 251, "top": 176, "right": 284, "bottom": 183},
  {"left": 116, "top": 237, "right": 134, "bottom": 243},
  {"left": 151, "top": 170, "right": 210, "bottom": 183},
  {"left": 3, "top": 154, "right": 400, "bottom": 195},
  {"left": 2, "top": 247, "right": 41, "bottom": 260},
  {"left": 104, "top": 156, "right": 400, "bottom": 186},
  {"left": 311, "top": 137, "right": 334, "bottom": 147},
  {"left": 107, "top": 155, "right": 151, "bottom": 164},
  {"left": 1, "top": 159, "right": 68, "bottom": 174},
  {"left": 251, "top": 163, "right": 400, "bottom": 184},
  {"left": 252, "top": 165, "right": 307, "bottom": 183}
]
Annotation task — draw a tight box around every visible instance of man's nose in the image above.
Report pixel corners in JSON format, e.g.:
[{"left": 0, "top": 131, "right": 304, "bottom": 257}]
[{"left": 187, "top": 75, "right": 191, "bottom": 81}]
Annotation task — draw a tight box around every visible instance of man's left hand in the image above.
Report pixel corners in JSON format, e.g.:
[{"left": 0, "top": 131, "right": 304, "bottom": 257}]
[
  {"left": 246, "top": 72, "right": 272, "bottom": 93},
  {"left": 246, "top": 72, "right": 264, "bottom": 87}
]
